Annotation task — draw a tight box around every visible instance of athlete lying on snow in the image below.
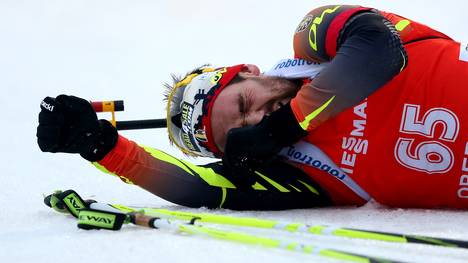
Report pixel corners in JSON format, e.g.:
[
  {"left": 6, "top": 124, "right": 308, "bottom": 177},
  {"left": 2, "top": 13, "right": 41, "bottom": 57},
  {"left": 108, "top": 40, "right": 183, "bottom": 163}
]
[{"left": 37, "top": 5, "right": 468, "bottom": 210}]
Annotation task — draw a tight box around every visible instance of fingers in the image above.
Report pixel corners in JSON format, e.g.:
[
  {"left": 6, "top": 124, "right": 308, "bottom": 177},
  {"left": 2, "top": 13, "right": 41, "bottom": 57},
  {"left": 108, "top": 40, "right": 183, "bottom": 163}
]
[
  {"left": 37, "top": 95, "right": 101, "bottom": 155},
  {"left": 40, "top": 96, "right": 62, "bottom": 113},
  {"left": 37, "top": 125, "right": 62, "bottom": 152},
  {"left": 39, "top": 105, "right": 64, "bottom": 125},
  {"left": 56, "top": 95, "right": 95, "bottom": 114},
  {"left": 38, "top": 97, "right": 65, "bottom": 152},
  {"left": 56, "top": 94, "right": 98, "bottom": 124}
]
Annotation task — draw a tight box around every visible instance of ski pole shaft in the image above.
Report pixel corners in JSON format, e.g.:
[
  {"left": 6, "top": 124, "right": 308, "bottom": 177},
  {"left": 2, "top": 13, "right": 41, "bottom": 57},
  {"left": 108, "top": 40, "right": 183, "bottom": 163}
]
[
  {"left": 129, "top": 213, "right": 401, "bottom": 263},
  {"left": 44, "top": 190, "right": 468, "bottom": 253},
  {"left": 65, "top": 199, "right": 402, "bottom": 263},
  {"left": 115, "top": 119, "right": 166, "bottom": 130},
  {"left": 50, "top": 194, "right": 399, "bottom": 263},
  {"left": 129, "top": 206, "right": 468, "bottom": 249},
  {"left": 90, "top": 100, "right": 167, "bottom": 130}
]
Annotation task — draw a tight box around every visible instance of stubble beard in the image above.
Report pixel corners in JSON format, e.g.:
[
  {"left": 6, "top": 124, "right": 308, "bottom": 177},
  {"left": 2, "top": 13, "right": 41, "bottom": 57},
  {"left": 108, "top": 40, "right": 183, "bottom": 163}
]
[{"left": 255, "top": 75, "right": 302, "bottom": 101}]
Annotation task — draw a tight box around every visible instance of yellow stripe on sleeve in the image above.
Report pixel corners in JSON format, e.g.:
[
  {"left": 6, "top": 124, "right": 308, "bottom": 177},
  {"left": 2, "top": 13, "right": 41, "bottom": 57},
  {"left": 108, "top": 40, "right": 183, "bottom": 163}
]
[{"left": 299, "top": 96, "right": 335, "bottom": 130}]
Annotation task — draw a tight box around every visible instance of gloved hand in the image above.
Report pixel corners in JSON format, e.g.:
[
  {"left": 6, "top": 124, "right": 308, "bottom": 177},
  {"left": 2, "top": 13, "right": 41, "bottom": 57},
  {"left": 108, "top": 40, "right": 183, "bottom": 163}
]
[
  {"left": 222, "top": 103, "right": 307, "bottom": 186},
  {"left": 37, "top": 95, "right": 118, "bottom": 161}
]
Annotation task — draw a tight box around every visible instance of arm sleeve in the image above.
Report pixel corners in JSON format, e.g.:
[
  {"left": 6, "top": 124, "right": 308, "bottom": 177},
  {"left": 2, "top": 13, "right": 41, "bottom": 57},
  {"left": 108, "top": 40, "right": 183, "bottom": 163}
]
[
  {"left": 291, "top": 5, "right": 408, "bottom": 131},
  {"left": 95, "top": 135, "right": 331, "bottom": 210}
]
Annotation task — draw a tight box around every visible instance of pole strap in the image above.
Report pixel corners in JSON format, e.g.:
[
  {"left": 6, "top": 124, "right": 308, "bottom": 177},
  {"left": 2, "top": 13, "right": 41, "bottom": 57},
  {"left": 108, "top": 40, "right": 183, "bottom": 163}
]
[
  {"left": 77, "top": 209, "right": 128, "bottom": 230},
  {"left": 44, "top": 189, "right": 90, "bottom": 217},
  {"left": 44, "top": 190, "right": 128, "bottom": 230}
]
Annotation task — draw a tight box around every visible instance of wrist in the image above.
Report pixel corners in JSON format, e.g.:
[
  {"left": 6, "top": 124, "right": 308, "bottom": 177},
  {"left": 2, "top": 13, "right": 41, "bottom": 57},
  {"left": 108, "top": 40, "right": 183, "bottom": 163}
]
[{"left": 80, "top": 120, "right": 118, "bottom": 162}]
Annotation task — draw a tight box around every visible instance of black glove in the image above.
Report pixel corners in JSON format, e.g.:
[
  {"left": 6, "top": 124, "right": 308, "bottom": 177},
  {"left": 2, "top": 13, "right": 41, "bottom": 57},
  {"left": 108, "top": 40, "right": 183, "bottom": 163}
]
[
  {"left": 37, "top": 95, "right": 118, "bottom": 161},
  {"left": 222, "top": 103, "right": 307, "bottom": 186}
]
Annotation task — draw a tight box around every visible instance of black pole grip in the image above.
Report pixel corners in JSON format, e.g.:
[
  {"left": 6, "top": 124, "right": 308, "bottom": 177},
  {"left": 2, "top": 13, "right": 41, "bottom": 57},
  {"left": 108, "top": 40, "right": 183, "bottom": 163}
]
[
  {"left": 113, "top": 100, "right": 124, "bottom": 111},
  {"left": 115, "top": 119, "right": 167, "bottom": 130}
]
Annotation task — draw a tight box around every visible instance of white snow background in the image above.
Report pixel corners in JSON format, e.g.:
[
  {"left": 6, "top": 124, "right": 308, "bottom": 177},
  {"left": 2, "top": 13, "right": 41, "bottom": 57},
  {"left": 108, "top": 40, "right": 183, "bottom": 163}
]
[{"left": 1, "top": 0, "right": 468, "bottom": 262}]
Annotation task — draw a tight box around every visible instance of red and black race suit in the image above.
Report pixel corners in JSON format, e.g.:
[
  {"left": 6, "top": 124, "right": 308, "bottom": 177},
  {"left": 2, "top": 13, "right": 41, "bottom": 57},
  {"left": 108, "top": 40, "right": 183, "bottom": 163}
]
[{"left": 96, "top": 5, "right": 468, "bottom": 209}]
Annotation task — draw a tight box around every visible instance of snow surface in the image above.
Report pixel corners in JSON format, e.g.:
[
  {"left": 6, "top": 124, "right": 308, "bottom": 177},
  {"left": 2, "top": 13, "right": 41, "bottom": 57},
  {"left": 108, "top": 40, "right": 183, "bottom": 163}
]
[{"left": 1, "top": 0, "right": 468, "bottom": 262}]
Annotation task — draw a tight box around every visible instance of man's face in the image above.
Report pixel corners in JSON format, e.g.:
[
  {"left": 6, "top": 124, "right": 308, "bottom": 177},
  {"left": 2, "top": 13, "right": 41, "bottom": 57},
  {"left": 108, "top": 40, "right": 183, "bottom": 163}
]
[{"left": 211, "top": 65, "right": 300, "bottom": 151}]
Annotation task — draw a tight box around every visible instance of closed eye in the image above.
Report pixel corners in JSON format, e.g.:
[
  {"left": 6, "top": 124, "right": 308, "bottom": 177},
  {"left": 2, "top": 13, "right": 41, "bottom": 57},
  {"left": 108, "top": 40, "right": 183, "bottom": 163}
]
[{"left": 238, "top": 93, "right": 247, "bottom": 126}]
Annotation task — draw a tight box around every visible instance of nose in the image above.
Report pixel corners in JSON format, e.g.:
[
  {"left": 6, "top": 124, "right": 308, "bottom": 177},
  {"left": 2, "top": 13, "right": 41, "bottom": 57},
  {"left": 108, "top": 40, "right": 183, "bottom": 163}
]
[{"left": 245, "top": 109, "right": 267, "bottom": 126}]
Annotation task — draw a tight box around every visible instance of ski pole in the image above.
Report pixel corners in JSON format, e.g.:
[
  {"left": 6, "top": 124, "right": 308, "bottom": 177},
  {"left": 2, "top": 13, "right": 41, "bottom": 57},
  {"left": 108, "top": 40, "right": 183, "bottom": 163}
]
[
  {"left": 76, "top": 205, "right": 404, "bottom": 263},
  {"left": 126, "top": 212, "right": 403, "bottom": 263},
  {"left": 45, "top": 190, "right": 402, "bottom": 263},
  {"left": 44, "top": 190, "right": 468, "bottom": 250},
  {"left": 129, "top": 206, "right": 468, "bottom": 250},
  {"left": 91, "top": 100, "right": 167, "bottom": 130}
]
